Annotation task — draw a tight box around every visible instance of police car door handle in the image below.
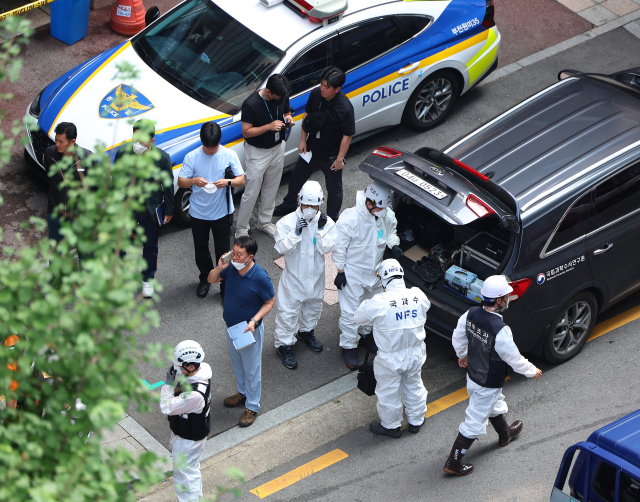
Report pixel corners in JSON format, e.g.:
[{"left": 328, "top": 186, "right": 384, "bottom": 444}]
[
  {"left": 398, "top": 62, "right": 420, "bottom": 75},
  {"left": 593, "top": 243, "right": 613, "bottom": 255}
]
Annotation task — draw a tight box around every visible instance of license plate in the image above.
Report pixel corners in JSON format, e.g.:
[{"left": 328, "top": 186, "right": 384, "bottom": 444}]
[{"left": 395, "top": 169, "right": 447, "bottom": 200}]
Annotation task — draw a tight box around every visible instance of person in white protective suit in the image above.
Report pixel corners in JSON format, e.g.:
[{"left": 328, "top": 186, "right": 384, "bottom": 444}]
[
  {"left": 354, "top": 259, "right": 431, "bottom": 438},
  {"left": 160, "top": 341, "right": 212, "bottom": 501},
  {"left": 444, "top": 275, "right": 542, "bottom": 476},
  {"left": 273, "top": 181, "right": 337, "bottom": 370},
  {"left": 332, "top": 182, "right": 404, "bottom": 369}
]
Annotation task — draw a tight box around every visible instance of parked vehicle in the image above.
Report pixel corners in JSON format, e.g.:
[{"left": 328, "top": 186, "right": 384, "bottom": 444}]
[
  {"left": 358, "top": 68, "right": 640, "bottom": 363},
  {"left": 24, "top": 0, "right": 500, "bottom": 225},
  {"left": 551, "top": 409, "right": 640, "bottom": 502}
]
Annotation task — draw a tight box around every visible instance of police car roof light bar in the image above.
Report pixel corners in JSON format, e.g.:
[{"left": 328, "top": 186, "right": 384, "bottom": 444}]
[
  {"left": 466, "top": 193, "right": 495, "bottom": 218},
  {"left": 372, "top": 146, "right": 403, "bottom": 158},
  {"left": 508, "top": 278, "right": 532, "bottom": 301},
  {"left": 285, "top": 0, "right": 348, "bottom": 25}
]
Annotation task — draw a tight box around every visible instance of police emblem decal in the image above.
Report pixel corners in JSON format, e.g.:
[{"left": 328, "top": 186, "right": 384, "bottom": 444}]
[
  {"left": 99, "top": 84, "right": 154, "bottom": 119},
  {"left": 537, "top": 273, "right": 546, "bottom": 285}
]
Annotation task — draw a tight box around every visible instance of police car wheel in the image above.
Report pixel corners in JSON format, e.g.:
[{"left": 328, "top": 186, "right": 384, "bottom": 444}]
[
  {"left": 402, "top": 70, "right": 459, "bottom": 131},
  {"left": 173, "top": 187, "right": 192, "bottom": 227},
  {"left": 543, "top": 291, "right": 597, "bottom": 364}
]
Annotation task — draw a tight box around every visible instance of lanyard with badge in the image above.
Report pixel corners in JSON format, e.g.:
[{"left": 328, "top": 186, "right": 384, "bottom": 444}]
[{"left": 261, "top": 91, "right": 282, "bottom": 143}]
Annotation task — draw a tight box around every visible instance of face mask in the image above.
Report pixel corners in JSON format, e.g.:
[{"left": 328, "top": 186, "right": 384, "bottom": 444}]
[
  {"left": 231, "top": 259, "right": 248, "bottom": 271},
  {"left": 498, "top": 297, "right": 510, "bottom": 313},
  {"left": 132, "top": 142, "right": 148, "bottom": 155},
  {"left": 302, "top": 207, "right": 317, "bottom": 221},
  {"left": 376, "top": 208, "right": 387, "bottom": 219}
]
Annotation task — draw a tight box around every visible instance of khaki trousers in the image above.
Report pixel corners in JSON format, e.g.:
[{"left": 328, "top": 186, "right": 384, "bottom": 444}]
[{"left": 236, "top": 142, "right": 286, "bottom": 234}]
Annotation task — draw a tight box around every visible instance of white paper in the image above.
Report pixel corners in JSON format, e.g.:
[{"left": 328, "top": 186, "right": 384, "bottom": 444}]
[{"left": 300, "top": 151, "right": 312, "bottom": 163}]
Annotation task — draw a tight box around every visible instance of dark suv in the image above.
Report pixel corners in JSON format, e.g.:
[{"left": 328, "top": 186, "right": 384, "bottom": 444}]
[{"left": 360, "top": 68, "right": 640, "bottom": 363}]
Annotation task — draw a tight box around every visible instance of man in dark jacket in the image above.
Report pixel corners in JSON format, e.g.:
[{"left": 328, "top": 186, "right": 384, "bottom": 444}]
[
  {"left": 45, "top": 122, "right": 92, "bottom": 244},
  {"left": 115, "top": 119, "right": 175, "bottom": 298}
]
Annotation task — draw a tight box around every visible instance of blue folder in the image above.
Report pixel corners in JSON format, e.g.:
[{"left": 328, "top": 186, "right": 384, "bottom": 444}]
[
  {"left": 155, "top": 200, "right": 165, "bottom": 226},
  {"left": 227, "top": 321, "right": 256, "bottom": 351}
]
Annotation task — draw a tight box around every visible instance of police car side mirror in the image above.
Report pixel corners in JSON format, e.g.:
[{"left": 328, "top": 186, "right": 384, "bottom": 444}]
[{"left": 145, "top": 6, "right": 160, "bottom": 26}]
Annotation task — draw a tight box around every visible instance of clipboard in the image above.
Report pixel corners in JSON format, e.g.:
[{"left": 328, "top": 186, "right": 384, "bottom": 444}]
[
  {"left": 155, "top": 200, "right": 166, "bottom": 226},
  {"left": 227, "top": 321, "right": 256, "bottom": 351}
]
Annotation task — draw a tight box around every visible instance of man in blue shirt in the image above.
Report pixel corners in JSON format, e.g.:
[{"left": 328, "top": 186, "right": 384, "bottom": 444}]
[
  {"left": 179, "top": 122, "right": 245, "bottom": 298},
  {"left": 208, "top": 235, "right": 275, "bottom": 427}
]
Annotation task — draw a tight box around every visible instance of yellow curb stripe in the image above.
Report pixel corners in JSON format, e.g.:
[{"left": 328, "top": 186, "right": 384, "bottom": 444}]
[
  {"left": 588, "top": 304, "right": 640, "bottom": 342},
  {"left": 426, "top": 376, "right": 511, "bottom": 418},
  {"left": 249, "top": 449, "right": 348, "bottom": 499}
]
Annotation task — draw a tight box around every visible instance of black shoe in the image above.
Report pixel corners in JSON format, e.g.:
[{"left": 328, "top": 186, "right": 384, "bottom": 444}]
[
  {"left": 370, "top": 421, "right": 402, "bottom": 438},
  {"left": 298, "top": 330, "right": 323, "bottom": 352},
  {"left": 408, "top": 423, "right": 422, "bottom": 434},
  {"left": 273, "top": 203, "right": 295, "bottom": 217},
  {"left": 277, "top": 345, "right": 298, "bottom": 370},
  {"left": 359, "top": 334, "right": 378, "bottom": 355},
  {"left": 342, "top": 348, "right": 358, "bottom": 369},
  {"left": 413, "top": 255, "right": 444, "bottom": 283},
  {"left": 196, "top": 281, "right": 210, "bottom": 298}
]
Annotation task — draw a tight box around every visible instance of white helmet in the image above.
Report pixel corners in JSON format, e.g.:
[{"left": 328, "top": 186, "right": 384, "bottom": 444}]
[
  {"left": 481, "top": 275, "right": 513, "bottom": 300},
  {"left": 173, "top": 340, "right": 205, "bottom": 366},
  {"left": 364, "top": 182, "right": 393, "bottom": 208},
  {"left": 379, "top": 258, "right": 404, "bottom": 288},
  {"left": 298, "top": 181, "right": 324, "bottom": 206}
]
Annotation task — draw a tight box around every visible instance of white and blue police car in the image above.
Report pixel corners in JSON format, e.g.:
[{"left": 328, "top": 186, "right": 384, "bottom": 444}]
[{"left": 25, "top": 0, "right": 500, "bottom": 225}]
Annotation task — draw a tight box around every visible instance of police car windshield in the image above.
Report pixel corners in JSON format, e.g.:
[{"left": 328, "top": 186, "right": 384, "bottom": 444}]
[{"left": 132, "top": 0, "right": 285, "bottom": 114}]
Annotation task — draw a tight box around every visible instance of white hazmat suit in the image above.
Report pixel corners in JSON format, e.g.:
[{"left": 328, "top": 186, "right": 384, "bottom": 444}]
[
  {"left": 333, "top": 191, "right": 400, "bottom": 348},
  {"left": 160, "top": 362, "right": 212, "bottom": 502},
  {"left": 452, "top": 310, "right": 537, "bottom": 439},
  {"left": 355, "top": 279, "right": 431, "bottom": 429},
  {"left": 273, "top": 208, "right": 337, "bottom": 347}
]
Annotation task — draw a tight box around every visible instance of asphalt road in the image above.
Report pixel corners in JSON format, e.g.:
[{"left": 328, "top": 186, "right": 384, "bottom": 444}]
[{"left": 0, "top": 0, "right": 610, "bottom": 450}]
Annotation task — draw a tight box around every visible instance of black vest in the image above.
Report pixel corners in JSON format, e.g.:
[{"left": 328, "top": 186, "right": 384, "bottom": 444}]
[
  {"left": 465, "top": 307, "right": 509, "bottom": 389},
  {"left": 168, "top": 380, "right": 211, "bottom": 441}
]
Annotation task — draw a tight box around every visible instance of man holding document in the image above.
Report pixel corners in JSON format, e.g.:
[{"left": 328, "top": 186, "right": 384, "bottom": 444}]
[{"left": 208, "top": 235, "right": 275, "bottom": 427}]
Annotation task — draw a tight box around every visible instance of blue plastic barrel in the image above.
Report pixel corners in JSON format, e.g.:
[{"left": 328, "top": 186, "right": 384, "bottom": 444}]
[{"left": 50, "top": 0, "right": 91, "bottom": 45}]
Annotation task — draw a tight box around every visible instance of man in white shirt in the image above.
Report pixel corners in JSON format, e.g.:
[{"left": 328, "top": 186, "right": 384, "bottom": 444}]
[
  {"left": 178, "top": 122, "right": 245, "bottom": 299},
  {"left": 160, "top": 341, "right": 212, "bottom": 502},
  {"left": 443, "top": 275, "right": 542, "bottom": 476}
]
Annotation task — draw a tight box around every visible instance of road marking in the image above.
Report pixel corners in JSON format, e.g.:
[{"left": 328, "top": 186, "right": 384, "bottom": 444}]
[
  {"left": 249, "top": 449, "right": 348, "bottom": 499},
  {"left": 425, "top": 376, "right": 510, "bottom": 418},
  {"left": 588, "top": 304, "right": 640, "bottom": 342},
  {"left": 142, "top": 379, "right": 164, "bottom": 390}
]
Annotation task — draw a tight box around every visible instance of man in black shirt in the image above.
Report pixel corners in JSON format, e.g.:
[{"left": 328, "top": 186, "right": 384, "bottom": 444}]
[
  {"left": 236, "top": 74, "right": 293, "bottom": 238},
  {"left": 44, "top": 122, "right": 91, "bottom": 244},
  {"left": 274, "top": 67, "right": 355, "bottom": 222},
  {"left": 115, "top": 119, "right": 175, "bottom": 298}
]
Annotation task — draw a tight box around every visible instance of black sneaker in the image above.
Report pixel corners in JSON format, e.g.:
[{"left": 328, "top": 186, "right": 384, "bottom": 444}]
[
  {"left": 277, "top": 345, "right": 298, "bottom": 370},
  {"left": 413, "top": 255, "right": 443, "bottom": 283},
  {"left": 408, "top": 423, "right": 422, "bottom": 434},
  {"left": 370, "top": 421, "right": 402, "bottom": 438},
  {"left": 196, "top": 281, "right": 211, "bottom": 298},
  {"left": 273, "top": 204, "right": 295, "bottom": 217},
  {"left": 342, "top": 348, "right": 358, "bottom": 369},
  {"left": 298, "top": 330, "right": 323, "bottom": 352}
]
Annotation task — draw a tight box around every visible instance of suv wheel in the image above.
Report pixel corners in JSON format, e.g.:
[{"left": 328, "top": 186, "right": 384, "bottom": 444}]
[
  {"left": 543, "top": 291, "right": 597, "bottom": 364},
  {"left": 402, "top": 70, "right": 459, "bottom": 131},
  {"left": 173, "top": 187, "right": 192, "bottom": 227}
]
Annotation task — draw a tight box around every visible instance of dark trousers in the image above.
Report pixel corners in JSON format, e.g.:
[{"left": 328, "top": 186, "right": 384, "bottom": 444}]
[
  {"left": 281, "top": 156, "right": 343, "bottom": 221},
  {"left": 136, "top": 213, "right": 159, "bottom": 281},
  {"left": 47, "top": 213, "right": 63, "bottom": 243},
  {"left": 191, "top": 215, "right": 231, "bottom": 283}
]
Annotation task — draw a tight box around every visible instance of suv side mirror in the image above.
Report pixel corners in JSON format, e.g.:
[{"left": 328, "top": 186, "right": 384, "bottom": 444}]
[{"left": 145, "top": 6, "right": 160, "bottom": 26}]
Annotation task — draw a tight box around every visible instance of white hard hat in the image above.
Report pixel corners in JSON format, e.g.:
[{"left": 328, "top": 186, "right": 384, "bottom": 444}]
[
  {"left": 298, "top": 181, "right": 324, "bottom": 206},
  {"left": 379, "top": 258, "right": 404, "bottom": 284},
  {"left": 173, "top": 340, "right": 205, "bottom": 366},
  {"left": 481, "top": 275, "right": 513, "bottom": 299},
  {"left": 364, "top": 182, "right": 393, "bottom": 208}
]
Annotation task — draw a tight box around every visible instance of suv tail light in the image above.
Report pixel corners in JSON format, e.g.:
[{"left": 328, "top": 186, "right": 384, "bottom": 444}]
[
  {"left": 508, "top": 278, "right": 532, "bottom": 301},
  {"left": 466, "top": 194, "right": 495, "bottom": 218},
  {"left": 372, "top": 146, "right": 403, "bottom": 158},
  {"left": 453, "top": 158, "right": 490, "bottom": 181},
  {"left": 482, "top": 0, "right": 495, "bottom": 28}
]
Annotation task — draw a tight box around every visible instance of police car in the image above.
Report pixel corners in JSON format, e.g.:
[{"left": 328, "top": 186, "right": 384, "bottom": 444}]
[{"left": 24, "top": 0, "right": 500, "bottom": 225}]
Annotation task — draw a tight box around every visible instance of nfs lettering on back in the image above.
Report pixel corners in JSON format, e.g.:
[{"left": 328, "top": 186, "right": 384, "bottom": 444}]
[
  {"left": 396, "top": 309, "right": 418, "bottom": 320},
  {"left": 363, "top": 78, "right": 410, "bottom": 107}
]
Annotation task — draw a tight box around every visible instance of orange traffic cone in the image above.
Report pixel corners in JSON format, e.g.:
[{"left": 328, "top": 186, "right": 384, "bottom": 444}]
[{"left": 110, "top": 0, "right": 146, "bottom": 36}]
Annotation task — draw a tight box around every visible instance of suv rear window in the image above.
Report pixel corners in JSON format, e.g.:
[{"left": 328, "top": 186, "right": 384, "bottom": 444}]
[
  {"left": 546, "top": 192, "right": 592, "bottom": 254},
  {"left": 594, "top": 161, "right": 640, "bottom": 229}
]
